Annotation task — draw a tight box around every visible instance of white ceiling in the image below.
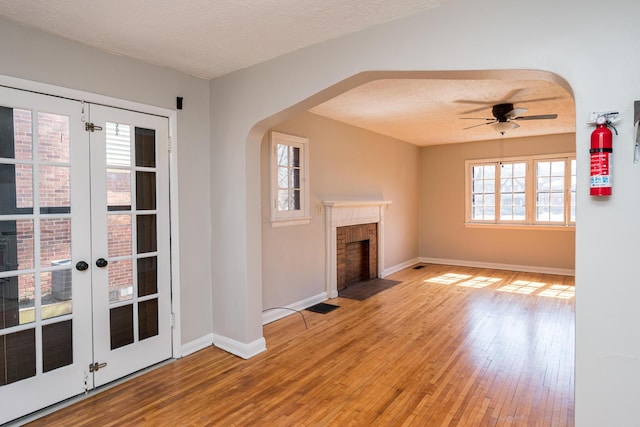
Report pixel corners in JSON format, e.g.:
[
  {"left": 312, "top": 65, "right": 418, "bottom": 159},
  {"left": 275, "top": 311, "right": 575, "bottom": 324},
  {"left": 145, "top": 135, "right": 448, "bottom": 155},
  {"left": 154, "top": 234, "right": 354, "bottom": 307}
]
[{"left": 0, "top": 0, "right": 575, "bottom": 146}]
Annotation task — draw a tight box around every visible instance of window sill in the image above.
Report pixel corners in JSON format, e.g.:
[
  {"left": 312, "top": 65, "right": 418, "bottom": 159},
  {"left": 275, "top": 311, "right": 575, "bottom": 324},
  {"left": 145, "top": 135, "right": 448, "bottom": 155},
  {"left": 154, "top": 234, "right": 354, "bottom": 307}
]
[
  {"left": 270, "top": 217, "right": 312, "bottom": 228},
  {"left": 464, "top": 222, "right": 575, "bottom": 231}
]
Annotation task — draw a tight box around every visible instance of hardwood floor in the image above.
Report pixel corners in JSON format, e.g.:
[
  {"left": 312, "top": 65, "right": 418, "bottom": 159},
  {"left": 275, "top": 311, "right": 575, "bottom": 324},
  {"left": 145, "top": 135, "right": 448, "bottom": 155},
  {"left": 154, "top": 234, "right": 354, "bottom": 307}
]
[{"left": 25, "top": 264, "right": 575, "bottom": 426}]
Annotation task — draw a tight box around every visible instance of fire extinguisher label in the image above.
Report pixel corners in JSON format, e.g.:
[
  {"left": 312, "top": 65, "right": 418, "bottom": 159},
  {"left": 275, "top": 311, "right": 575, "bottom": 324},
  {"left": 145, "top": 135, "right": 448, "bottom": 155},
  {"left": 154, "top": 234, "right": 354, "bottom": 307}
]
[{"left": 590, "top": 152, "right": 611, "bottom": 188}]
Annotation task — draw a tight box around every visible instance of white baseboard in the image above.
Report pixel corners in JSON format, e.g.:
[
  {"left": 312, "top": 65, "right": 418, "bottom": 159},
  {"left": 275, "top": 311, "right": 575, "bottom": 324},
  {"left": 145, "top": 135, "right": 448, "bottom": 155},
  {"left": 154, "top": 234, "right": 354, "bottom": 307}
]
[
  {"left": 419, "top": 257, "right": 575, "bottom": 276},
  {"left": 180, "top": 333, "right": 214, "bottom": 358},
  {"left": 181, "top": 333, "right": 267, "bottom": 360},
  {"left": 383, "top": 257, "right": 420, "bottom": 277},
  {"left": 262, "top": 292, "right": 328, "bottom": 325},
  {"left": 212, "top": 334, "right": 267, "bottom": 360}
]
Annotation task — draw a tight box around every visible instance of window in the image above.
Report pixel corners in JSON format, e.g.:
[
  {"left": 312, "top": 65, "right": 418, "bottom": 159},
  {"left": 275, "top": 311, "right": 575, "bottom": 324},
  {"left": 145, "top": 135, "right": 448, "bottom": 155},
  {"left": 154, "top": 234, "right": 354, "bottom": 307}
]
[
  {"left": 270, "top": 131, "right": 310, "bottom": 227},
  {"left": 466, "top": 154, "right": 575, "bottom": 227}
]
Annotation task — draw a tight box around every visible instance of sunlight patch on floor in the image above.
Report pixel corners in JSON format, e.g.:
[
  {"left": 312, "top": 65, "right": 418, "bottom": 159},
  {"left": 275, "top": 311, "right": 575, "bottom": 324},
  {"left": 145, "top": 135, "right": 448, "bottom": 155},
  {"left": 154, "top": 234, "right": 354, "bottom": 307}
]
[
  {"left": 538, "top": 284, "right": 575, "bottom": 299},
  {"left": 457, "top": 276, "right": 502, "bottom": 289},
  {"left": 498, "top": 280, "right": 546, "bottom": 295},
  {"left": 425, "top": 273, "right": 472, "bottom": 285}
]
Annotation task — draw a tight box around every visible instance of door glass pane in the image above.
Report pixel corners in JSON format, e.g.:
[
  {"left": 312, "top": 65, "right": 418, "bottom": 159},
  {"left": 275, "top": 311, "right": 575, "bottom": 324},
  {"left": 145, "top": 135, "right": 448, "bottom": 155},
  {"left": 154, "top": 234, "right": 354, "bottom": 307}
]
[
  {"left": 39, "top": 165, "right": 70, "bottom": 214},
  {"left": 137, "top": 256, "right": 157, "bottom": 297},
  {"left": 106, "top": 123, "right": 131, "bottom": 167},
  {"left": 0, "top": 107, "right": 32, "bottom": 161},
  {"left": 108, "top": 259, "right": 133, "bottom": 303},
  {"left": 42, "top": 270, "right": 72, "bottom": 320},
  {"left": 40, "top": 218, "right": 71, "bottom": 267},
  {"left": 108, "top": 214, "right": 132, "bottom": 257},
  {"left": 136, "top": 215, "right": 156, "bottom": 253},
  {"left": 0, "top": 276, "right": 19, "bottom": 329},
  {"left": 0, "top": 220, "right": 34, "bottom": 272},
  {"left": 0, "top": 275, "right": 36, "bottom": 328},
  {"left": 42, "top": 320, "right": 73, "bottom": 372},
  {"left": 135, "top": 127, "right": 155, "bottom": 168},
  {"left": 136, "top": 171, "right": 156, "bottom": 210},
  {"left": 0, "top": 329, "right": 36, "bottom": 385},
  {"left": 110, "top": 305, "right": 134, "bottom": 350},
  {"left": 138, "top": 299, "right": 158, "bottom": 340},
  {"left": 37, "top": 112, "right": 69, "bottom": 163},
  {"left": 0, "top": 164, "right": 33, "bottom": 215},
  {"left": 107, "top": 168, "right": 131, "bottom": 211}
]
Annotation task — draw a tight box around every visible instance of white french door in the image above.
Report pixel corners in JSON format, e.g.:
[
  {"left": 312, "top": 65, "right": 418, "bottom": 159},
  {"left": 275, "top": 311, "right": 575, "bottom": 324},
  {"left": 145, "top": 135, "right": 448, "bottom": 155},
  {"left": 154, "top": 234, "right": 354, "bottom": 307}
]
[
  {"left": 88, "top": 104, "right": 172, "bottom": 387},
  {"left": 0, "top": 87, "right": 173, "bottom": 424}
]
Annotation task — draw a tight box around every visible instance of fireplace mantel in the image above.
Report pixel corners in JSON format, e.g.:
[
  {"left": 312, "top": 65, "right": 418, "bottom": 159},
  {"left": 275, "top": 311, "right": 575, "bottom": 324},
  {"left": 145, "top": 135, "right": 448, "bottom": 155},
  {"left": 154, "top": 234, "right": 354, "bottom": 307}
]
[{"left": 324, "top": 200, "right": 391, "bottom": 298}]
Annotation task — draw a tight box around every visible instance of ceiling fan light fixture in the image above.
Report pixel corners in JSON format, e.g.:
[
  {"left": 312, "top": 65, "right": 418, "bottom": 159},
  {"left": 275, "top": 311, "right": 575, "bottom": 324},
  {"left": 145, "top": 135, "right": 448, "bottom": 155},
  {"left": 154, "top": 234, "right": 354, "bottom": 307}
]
[{"left": 493, "top": 121, "right": 519, "bottom": 133}]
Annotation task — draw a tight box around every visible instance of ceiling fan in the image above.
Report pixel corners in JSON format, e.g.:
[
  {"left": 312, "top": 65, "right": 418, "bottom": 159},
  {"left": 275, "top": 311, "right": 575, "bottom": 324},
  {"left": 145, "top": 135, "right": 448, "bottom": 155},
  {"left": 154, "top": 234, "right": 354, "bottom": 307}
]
[{"left": 461, "top": 103, "right": 558, "bottom": 131}]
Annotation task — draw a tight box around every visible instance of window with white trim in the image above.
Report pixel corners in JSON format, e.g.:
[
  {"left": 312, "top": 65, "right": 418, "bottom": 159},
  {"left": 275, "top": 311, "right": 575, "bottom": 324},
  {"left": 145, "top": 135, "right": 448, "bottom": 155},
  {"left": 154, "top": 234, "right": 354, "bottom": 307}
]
[
  {"left": 466, "top": 154, "right": 576, "bottom": 227},
  {"left": 270, "top": 131, "right": 310, "bottom": 227}
]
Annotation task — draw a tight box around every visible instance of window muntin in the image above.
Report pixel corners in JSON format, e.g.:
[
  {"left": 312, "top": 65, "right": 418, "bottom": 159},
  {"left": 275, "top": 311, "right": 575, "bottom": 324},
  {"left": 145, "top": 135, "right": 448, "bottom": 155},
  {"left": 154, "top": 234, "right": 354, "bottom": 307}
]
[
  {"left": 467, "top": 154, "right": 575, "bottom": 227},
  {"left": 270, "top": 132, "right": 310, "bottom": 226}
]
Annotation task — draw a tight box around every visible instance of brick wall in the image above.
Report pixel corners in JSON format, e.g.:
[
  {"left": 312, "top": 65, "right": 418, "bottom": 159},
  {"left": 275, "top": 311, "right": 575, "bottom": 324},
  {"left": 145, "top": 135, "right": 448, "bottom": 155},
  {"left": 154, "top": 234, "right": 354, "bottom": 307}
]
[{"left": 336, "top": 223, "right": 377, "bottom": 290}]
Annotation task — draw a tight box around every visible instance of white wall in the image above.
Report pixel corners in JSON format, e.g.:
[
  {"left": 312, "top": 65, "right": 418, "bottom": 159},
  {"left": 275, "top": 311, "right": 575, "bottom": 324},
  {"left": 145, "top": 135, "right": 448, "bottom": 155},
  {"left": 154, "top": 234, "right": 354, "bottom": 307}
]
[
  {"left": 261, "top": 112, "right": 419, "bottom": 311},
  {"left": 0, "top": 17, "right": 213, "bottom": 347},
  {"left": 208, "top": 0, "right": 640, "bottom": 424}
]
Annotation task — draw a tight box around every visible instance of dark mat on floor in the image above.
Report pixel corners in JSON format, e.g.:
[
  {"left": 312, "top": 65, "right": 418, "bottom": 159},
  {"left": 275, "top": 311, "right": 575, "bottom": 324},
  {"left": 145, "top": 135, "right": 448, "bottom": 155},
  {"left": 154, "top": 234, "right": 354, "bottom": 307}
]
[
  {"left": 306, "top": 302, "right": 340, "bottom": 314},
  {"left": 338, "top": 278, "right": 401, "bottom": 300}
]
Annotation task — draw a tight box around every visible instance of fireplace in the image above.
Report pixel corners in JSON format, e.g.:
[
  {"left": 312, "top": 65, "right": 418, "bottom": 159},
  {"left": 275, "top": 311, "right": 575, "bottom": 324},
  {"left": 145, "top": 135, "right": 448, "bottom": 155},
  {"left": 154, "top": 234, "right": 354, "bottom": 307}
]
[{"left": 324, "top": 200, "right": 391, "bottom": 298}]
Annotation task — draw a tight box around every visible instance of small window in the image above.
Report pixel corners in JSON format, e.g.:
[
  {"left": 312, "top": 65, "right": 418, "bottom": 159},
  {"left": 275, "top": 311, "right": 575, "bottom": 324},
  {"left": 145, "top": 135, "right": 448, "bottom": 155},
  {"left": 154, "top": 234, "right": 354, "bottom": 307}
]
[{"left": 270, "top": 132, "right": 310, "bottom": 227}]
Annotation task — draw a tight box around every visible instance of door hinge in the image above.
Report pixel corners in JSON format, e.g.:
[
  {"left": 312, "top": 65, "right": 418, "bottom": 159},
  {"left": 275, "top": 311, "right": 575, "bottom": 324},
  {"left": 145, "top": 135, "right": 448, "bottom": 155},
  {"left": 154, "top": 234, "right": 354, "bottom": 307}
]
[
  {"left": 89, "top": 362, "right": 107, "bottom": 373},
  {"left": 168, "top": 136, "right": 173, "bottom": 154},
  {"left": 85, "top": 122, "right": 103, "bottom": 132},
  {"left": 170, "top": 312, "right": 176, "bottom": 329}
]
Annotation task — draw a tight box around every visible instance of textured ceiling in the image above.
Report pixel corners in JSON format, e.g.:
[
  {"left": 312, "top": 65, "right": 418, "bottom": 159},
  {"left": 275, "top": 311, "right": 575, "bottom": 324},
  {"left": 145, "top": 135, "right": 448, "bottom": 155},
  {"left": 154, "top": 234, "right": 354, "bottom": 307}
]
[
  {"left": 0, "top": 1, "right": 575, "bottom": 145},
  {"left": 310, "top": 77, "right": 575, "bottom": 146},
  {"left": 0, "top": 0, "right": 446, "bottom": 79}
]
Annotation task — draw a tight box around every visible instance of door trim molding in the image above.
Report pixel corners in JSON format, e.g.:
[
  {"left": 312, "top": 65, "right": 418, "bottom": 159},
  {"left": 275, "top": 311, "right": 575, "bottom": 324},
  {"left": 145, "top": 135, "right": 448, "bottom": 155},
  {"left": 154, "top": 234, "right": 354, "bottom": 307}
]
[{"left": 0, "top": 73, "right": 183, "bottom": 358}]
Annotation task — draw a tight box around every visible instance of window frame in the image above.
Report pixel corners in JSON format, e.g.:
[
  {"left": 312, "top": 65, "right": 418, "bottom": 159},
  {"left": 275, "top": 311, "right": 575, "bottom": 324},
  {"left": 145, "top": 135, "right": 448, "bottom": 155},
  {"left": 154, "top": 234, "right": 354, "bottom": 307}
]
[
  {"left": 465, "top": 153, "right": 576, "bottom": 229},
  {"left": 269, "top": 131, "right": 311, "bottom": 227}
]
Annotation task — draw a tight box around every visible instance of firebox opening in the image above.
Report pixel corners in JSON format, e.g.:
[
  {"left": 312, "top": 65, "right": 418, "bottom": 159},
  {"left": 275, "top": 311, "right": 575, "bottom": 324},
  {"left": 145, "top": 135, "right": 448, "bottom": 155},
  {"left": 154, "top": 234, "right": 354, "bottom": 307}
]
[{"left": 336, "top": 223, "right": 378, "bottom": 291}]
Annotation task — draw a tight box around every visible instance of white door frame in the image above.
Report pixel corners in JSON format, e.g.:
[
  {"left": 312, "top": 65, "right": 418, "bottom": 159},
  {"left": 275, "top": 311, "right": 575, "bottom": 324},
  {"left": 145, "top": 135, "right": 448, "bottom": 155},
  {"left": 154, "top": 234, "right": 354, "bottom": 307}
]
[{"left": 0, "top": 74, "right": 183, "bottom": 359}]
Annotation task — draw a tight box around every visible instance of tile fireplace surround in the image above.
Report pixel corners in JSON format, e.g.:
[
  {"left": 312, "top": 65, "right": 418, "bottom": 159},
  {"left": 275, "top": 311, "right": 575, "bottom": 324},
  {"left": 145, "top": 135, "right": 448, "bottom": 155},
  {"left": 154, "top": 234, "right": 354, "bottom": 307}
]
[{"left": 323, "top": 200, "right": 391, "bottom": 298}]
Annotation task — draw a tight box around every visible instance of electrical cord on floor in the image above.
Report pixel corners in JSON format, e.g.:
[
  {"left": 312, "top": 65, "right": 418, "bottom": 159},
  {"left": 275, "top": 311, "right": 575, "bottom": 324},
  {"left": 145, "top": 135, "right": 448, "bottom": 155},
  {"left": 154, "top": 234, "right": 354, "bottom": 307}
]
[{"left": 262, "top": 307, "right": 308, "bottom": 330}]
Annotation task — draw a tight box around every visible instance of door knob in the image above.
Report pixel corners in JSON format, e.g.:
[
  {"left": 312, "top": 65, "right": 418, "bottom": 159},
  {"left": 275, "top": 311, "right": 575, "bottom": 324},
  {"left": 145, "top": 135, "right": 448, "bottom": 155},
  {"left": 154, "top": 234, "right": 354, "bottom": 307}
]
[
  {"left": 96, "top": 258, "right": 108, "bottom": 268},
  {"left": 75, "top": 261, "right": 89, "bottom": 271}
]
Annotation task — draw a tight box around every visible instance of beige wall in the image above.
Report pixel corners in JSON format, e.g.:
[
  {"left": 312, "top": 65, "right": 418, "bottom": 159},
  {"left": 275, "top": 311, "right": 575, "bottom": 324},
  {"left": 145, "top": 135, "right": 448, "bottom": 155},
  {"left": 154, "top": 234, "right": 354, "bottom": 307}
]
[
  {"left": 419, "top": 133, "right": 576, "bottom": 272},
  {"left": 261, "top": 112, "right": 419, "bottom": 309}
]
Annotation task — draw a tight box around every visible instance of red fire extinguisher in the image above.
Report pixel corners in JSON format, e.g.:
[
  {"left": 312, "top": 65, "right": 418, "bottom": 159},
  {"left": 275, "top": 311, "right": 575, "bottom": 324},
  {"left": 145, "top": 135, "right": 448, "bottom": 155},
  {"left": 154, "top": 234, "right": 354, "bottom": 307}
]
[{"left": 590, "top": 115, "right": 613, "bottom": 196}]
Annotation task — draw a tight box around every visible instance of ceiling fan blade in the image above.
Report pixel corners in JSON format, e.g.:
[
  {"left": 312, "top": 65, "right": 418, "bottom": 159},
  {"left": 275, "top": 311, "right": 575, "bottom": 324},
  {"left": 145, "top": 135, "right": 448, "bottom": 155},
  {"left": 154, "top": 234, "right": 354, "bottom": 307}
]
[
  {"left": 513, "top": 96, "right": 562, "bottom": 104},
  {"left": 506, "top": 107, "right": 527, "bottom": 118},
  {"left": 513, "top": 114, "right": 558, "bottom": 121},
  {"left": 454, "top": 89, "right": 525, "bottom": 106},
  {"left": 460, "top": 117, "right": 494, "bottom": 120},
  {"left": 463, "top": 120, "right": 497, "bottom": 130},
  {"left": 459, "top": 105, "right": 494, "bottom": 114}
]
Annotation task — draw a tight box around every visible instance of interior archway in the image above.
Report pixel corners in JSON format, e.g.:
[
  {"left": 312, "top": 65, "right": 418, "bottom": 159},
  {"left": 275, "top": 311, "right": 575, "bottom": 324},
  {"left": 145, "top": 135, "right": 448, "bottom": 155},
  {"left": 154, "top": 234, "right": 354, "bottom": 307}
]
[{"left": 248, "top": 68, "right": 576, "bottom": 330}]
